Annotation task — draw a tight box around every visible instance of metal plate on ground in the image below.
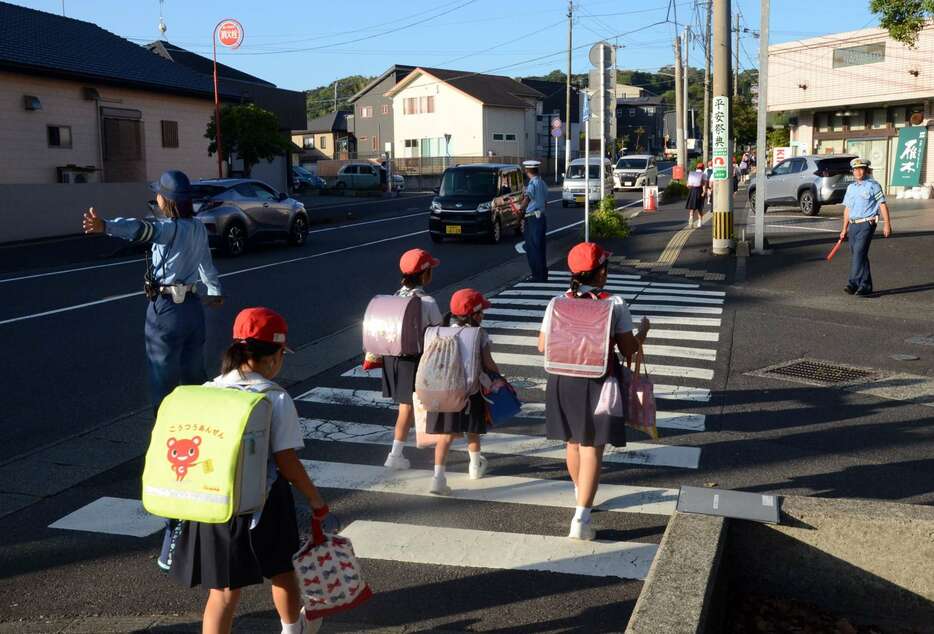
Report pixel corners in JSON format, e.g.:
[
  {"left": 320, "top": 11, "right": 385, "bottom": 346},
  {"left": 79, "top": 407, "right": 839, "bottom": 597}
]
[
  {"left": 747, "top": 358, "right": 883, "bottom": 387},
  {"left": 906, "top": 335, "right": 934, "bottom": 347},
  {"left": 677, "top": 486, "right": 780, "bottom": 524}
]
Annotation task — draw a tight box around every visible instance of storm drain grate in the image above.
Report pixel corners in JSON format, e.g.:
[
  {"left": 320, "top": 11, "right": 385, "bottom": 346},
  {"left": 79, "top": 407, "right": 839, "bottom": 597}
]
[{"left": 748, "top": 358, "right": 882, "bottom": 387}]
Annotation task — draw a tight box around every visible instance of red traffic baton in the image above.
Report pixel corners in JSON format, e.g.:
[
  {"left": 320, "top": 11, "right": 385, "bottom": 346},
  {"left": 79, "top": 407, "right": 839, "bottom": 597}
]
[{"left": 826, "top": 237, "right": 844, "bottom": 261}]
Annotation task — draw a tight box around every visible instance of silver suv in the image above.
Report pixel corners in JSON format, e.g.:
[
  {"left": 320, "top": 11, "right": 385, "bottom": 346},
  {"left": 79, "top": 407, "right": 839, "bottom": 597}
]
[{"left": 748, "top": 154, "right": 855, "bottom": 216}]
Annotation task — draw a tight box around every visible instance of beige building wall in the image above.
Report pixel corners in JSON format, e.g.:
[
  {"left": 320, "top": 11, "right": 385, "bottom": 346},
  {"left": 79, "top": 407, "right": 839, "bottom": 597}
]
[
  {"left": 1, "top": 71, "right": 217, "bottom": 184},
  {"left": 391, "top": 72, "right": 484, "bottom": 157},
  {"left": 483, "top": 106, "right": 534, "bottom": 159}
]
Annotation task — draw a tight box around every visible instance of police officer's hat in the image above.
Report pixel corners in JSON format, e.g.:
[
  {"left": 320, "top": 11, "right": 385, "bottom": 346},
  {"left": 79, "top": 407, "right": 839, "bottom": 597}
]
[
  {"left": 850, "top": 157, "right": 871, "bottom": 170},
  {"left": 522, "top": 160, "right": 542, "bottom": 169},
  {"left": 150, "top": 170, "right": 193, "bottom": 203}
]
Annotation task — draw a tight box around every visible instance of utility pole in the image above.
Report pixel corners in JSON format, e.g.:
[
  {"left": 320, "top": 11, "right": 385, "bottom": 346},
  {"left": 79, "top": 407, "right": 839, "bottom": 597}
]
[
  {"left": 333, "top": 81, "right": 338, "bottom": 112},
  {"left": 754, "top": 0, "right": 769, "bottom": 254},
  {"left": 683, "top": 27, "right": 690, "bottom": 150},
  {"left": 674, "top": 36, "right": 686, "bottom": 176},
  {"left": 703, "top": 0, "right": 712, "bottom": 166},
  {"left": 600, "top": 43, "right": 606, "bottom": 200},
  {"left": 565, "top": 0, "right": 573, "bottom": 177},
  {"left": 734, "top": 12, "right": 740, "bottom": 98},
  {"left": 712, "top": 0, "right": 733, "bottom": 255}
]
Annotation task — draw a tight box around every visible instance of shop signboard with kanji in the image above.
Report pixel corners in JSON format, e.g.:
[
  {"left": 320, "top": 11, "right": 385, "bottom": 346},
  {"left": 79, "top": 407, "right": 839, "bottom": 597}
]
[
  {"left": 890, "top": 127, "right": 927, "bottom": 188},
  {"left": 711, "top": 96, "right": 729, "bottom": 181}
]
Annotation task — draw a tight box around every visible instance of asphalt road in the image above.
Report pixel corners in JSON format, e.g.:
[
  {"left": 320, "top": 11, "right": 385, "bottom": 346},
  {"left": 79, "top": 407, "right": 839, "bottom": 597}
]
[{"left": 0, "top": 186, "right": 646, "bottom": 462}]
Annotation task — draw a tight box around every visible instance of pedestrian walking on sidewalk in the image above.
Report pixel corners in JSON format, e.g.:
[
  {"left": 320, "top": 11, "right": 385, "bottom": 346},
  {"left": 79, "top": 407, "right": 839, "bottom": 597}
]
[
  {"left": 425, "top": 289, "right": 501, "bottom": 495},
  {"left": 686, "top": 162, "right": 706, "bottom": 228},
  {"left": 169, "top": 307, "right": 336, "bottom": 634},
  {"left": 538, "top": 243, "right": 650, "bottom": 541},
  {"left": 382, "top": 249, "right": 444, "bottom": 470},
  {"left": 840, "top": 157, "right": 893, "bottom": 297},
  {"left": 518, "top": 160, "right": 549, "bottom": 282},
  {"left": 82, "top": 170, "right": 224, "bottom": 416}
]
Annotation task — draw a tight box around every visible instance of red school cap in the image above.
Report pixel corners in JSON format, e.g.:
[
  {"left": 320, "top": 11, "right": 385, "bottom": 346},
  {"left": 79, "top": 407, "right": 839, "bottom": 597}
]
[
  {"left": 567, "top": 242, "right": 612, "bottom": 274},
  {"left": 399, "top": 248, "right": 441, "bottom": 275},
  {"left": 450, "top": 289, "right": 492, "bottom": 317},
  {"left": 233, "top": 307, "right": 292, "bottom": 352}
]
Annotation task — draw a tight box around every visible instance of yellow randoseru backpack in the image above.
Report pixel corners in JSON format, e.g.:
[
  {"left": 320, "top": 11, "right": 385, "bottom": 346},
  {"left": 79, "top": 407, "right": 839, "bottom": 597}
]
[{"left": 142, "top": 385, "right": 273, "bottom": 523}]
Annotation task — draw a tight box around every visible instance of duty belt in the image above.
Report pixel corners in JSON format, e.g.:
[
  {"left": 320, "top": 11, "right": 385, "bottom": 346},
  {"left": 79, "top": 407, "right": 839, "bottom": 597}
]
[
  {"left": 159, "top": 283, "right": 196, "bottom": 303},
  {"left": 851, "top": 215, "right": 878, "bottom": 225},
  {"left": 527, "top": 210, "right": 542, "bottom": 219}
]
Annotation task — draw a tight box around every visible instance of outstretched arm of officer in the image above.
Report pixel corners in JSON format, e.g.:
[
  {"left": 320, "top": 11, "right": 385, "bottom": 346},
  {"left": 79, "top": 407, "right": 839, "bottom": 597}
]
[{"left": 83, "top": 206, "right": 169, "bottom": 243}]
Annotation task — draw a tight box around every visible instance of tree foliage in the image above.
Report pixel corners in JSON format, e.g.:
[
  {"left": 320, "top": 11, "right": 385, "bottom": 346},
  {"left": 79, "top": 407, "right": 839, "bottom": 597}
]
[
  {"left": 870, "top": 0, "right": 934, "bottom": 46},
  {"left": 205, "top": 103, "right": 292, "bottom": 176},
  {"left": 767, "top": 127, "right": 790, "bottom": 149},
  {"left": 304, "top": 75, "right": 374, "bottom": 121}
]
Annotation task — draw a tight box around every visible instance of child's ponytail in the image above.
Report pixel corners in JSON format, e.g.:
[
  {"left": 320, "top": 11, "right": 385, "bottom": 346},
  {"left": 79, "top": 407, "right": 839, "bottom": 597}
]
[{"left": 221, "top": 339, "right": 283, "bottom": 375}]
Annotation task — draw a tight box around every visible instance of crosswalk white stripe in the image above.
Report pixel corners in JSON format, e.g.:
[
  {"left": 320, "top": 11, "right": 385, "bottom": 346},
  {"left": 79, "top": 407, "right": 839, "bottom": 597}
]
[
  {"left": 500, "top": 289, "right": 643, "bottom": 298},
  {"left": 481, "top": 320, "right": 720, "bottom": 342},
  {"left": 299, "top": 419, "right": 701, "bottom": 469},
  {"left": 492, "top": 353, "right": 715, "bottom": 380},
  {"left": 514, "top": 282, "right": 724, "bottom": 298},
  {"left": 632, "top": 295, "right": 724, "bottom": 305},
  {"left": 485, "top": 307, "right": 545, "bottom": 318},
  {"left": 296, "top": 388, "right": 705, "bottom": 430},
  {"left": 638, "top": 287, "right": 726, "bottom": 297},
  {"left": 488, "top": 300, "right": 722, "bottom": 315},
  {"left": 339, "top": 367, "right": 712, "bottom": 403},
  {"left": 341, "top": 520, "right": 658, "bottom": 580},
  {"left": 494, "top": 293, "right": 724, "bottom": 306},
  {"left": 49, "top": 497, "right": 165, "bottom": 537},
  {"left": 301, "top": 460, "right": 677, "bottom": 516},
  {"left": 646, "top": 282, "right": 704, "bottom": 289},
  {"left": 487, "top": 334, "right": 716, "bottom": 362},
  {"left": 547, "top": 270, "right": 642, "bottom": 281},
  {"left": 485, "top": 307, "right": 722, "bottom": 326},
  {"left": 515, "top": 282, "right": 648, "bottom": 291}
]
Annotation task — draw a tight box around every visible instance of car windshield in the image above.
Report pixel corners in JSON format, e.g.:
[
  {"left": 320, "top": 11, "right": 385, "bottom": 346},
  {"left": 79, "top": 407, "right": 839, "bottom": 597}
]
[
  {"left": 440, "top": 170, "right": 497, "bottom": 196},
  {"left": 566, "top": 164, "right": 601, "bottom": 179},
  {"left": 815, "top": 158, "right": 853, "bottom": 176},
  {"left": 615, "top": 159, "right": 647, "bottom": 170},
  {"left": 293, "top": 166, "right": 313, "bottom": 177},
  {"left": 190, "top": 184, "right": 227, "bottom": 201}
]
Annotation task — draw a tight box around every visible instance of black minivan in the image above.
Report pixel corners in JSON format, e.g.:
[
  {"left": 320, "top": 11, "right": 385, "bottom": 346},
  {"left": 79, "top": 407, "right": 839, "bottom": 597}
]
[{"left": 429, "top": 163, "right": 525, "bottom": 244}]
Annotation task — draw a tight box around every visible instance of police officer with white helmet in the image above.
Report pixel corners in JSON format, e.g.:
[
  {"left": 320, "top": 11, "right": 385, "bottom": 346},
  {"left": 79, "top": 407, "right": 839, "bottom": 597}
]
[{"left": 839, "top": 157, "right": 893, "bottom": 297}]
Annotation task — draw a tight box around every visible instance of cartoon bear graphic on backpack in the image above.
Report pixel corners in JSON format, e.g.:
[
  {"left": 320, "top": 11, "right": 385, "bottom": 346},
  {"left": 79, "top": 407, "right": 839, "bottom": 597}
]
[{"left": 166, "top": 436, "right": 201, "bottom": 482}]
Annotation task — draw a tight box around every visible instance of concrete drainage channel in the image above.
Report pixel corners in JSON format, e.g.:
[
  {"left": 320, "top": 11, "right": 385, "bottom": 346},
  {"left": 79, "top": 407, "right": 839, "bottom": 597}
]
[{"left": 626, "top": 496, "right": 934, "bottom": 633}]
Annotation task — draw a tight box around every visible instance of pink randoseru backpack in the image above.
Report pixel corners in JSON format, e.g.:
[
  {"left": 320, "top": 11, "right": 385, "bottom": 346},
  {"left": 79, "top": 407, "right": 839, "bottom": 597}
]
[
  {"left": 544, "top": 295, "right": 614, "bottom": 378},
  {"left": 362, "top": 294, "right": 423, "bottom": 357}
]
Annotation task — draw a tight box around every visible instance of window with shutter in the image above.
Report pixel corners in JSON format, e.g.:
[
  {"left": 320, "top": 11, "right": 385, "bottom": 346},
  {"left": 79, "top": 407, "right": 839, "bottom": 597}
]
[{"left": 161, "top": 120, "right": 179, "bottom": 148}]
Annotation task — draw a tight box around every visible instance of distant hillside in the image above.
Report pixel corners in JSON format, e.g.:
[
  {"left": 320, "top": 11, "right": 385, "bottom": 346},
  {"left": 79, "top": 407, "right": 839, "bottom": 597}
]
[{"left": 304, "top": 75, "right": 374, "bottom": 122}]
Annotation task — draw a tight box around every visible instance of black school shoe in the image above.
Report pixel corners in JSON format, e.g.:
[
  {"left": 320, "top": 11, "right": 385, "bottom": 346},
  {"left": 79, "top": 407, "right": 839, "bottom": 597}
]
[
  {"left": 844, "top": 285, "right": 857, "bottom": 295},
  {"left": 855, "top": 288, "right": 874, "bottom": 297}
]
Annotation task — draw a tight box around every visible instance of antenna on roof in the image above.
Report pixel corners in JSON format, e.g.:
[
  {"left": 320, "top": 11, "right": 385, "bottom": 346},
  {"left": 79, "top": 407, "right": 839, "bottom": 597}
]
[
  {"left": 60, "top": 0, "right": 65, "bottom": 16},
  {"left": 158, "top": 0, "right": 167, "bottom": 38}
]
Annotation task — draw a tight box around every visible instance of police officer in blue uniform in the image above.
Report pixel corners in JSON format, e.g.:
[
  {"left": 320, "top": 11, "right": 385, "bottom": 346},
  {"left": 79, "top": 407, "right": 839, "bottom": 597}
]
[
  {"left": 518, "top": 160, "right": 549, "bottom": 281},
  {"left": 839, "top": 157, "right": 893, "bottom": 297},
  {"left": 83, "top": 170, "right": 224, "bottom": 414}
]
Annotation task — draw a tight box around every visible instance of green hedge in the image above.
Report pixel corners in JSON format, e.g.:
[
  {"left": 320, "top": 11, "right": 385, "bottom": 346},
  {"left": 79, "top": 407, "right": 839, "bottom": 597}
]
[
  {"left": 662, "top": 180, "right": 689, "bottom": 201},
  {"left": 588, "top": 196, "right": 631, "bottom": 239}
]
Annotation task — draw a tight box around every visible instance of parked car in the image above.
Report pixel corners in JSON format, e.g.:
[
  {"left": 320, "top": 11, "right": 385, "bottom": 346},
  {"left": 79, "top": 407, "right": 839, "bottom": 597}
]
[
  {"left": 429, "top": 163, "right": 524, "bottom": 244},
  {"left": 391, "top": 173, "right": 406, "bottom": 192},
  {"left": 291, "top": 166, "right": 326, "bottom": 192},
  {"left": 333, "top": 162, "right": 388, "bottom": 191},
  {"left": 748, "top": 154, "right": 855, "bottom": 216},
  {"left": 562, "top": 157, "right": 614, "bottom": 207},
  {"left": 184, "top": 179, "right": 309, "bottom": 256},
  {"left": 613, "top": 154, "right": 658, "bottom": 190}
]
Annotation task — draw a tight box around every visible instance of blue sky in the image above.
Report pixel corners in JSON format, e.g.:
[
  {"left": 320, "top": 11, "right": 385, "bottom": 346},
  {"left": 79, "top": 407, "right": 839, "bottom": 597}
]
[{"left": 15, "top": 0, "right": 881, "bottom": 92}]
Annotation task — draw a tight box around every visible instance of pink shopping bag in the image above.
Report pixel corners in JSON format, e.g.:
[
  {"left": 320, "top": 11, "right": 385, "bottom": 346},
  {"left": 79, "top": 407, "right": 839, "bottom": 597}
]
[
  {"left": 626, "top": 344, "right": 659, "bottom": 440},
  {"left": 292, "top": 517, "right": 373, "bottom": 621}
]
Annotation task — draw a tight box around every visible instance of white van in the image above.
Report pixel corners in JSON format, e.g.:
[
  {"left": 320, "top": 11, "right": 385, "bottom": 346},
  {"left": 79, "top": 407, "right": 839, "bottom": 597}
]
[{"left": 562, "top": 157, "right": 614, "bottom": 207}]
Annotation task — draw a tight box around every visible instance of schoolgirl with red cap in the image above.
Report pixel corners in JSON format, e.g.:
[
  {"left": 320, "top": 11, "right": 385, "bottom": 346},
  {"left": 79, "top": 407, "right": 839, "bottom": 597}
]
[
  {"left": 686, "top": 161, "right": 707, "bottom": 228},
  {"left": 169, "top": 307, "right": 335, "bottom": 634},
  {"left": 426, "top": 289, "right": 501, "bottom": 495},
  {"left": 382, "top": 248, "right": 444, "bottom": 470},
  {"left": 538, "top": 244, "right": 650, "bottom": 541}
]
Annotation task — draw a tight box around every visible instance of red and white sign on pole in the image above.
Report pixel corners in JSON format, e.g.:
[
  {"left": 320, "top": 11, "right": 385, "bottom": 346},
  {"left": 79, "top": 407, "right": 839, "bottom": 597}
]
[{"left": 212, "top": 19, "right": 244, "bottom": 177}]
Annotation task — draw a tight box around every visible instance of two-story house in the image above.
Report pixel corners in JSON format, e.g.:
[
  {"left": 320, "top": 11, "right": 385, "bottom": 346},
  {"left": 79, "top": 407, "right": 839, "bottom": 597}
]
[
  {"left": 517, "top": 78, "right": 582, "bottom": 167},
  {"left": 616, "top": 95, "right": 667, "bottom": 155},
  {"left": 346, "top": 65, "right": 414, "bottom": 160},
  {"left": 385, "top": 67, "right": 543, "bottom": 167}
]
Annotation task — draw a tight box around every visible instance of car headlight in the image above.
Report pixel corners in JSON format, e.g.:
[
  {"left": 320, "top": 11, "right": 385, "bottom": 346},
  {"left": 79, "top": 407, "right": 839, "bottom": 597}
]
[
  {"left": 477, "top": 202, "right": 491, "bottom": 212},
  {"left": 430, "top": 201, "right": 442, "bottom": 211}
]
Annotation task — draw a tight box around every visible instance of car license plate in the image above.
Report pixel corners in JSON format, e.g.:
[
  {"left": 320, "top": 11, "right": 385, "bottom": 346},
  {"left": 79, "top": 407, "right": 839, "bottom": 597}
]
[
  {"left": 624, "top": 181, "right": 633, "bottom": 187},
  {"left": 574, "top": 195, "right": 585, "bottom": 203},
  {"left": 446, "top": 225, "right": 462, "bottom": 235}
]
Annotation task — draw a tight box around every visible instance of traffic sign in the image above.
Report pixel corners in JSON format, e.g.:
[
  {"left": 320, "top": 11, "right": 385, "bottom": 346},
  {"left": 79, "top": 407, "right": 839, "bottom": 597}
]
[
  {"left": 551, "top": 117, "right": 562, "bottom": 129},
  {"left": 551, "top": 127, "right": 563, "bottom": 138},
  {"left": 217, "top": 19, "right": 244, "bottom": 49}
]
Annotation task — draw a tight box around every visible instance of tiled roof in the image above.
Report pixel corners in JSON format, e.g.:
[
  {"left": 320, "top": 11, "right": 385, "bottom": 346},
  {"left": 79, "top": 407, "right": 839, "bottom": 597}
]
[
  {"left": 146, "top": 40, "right": 275, "bottom": 87},
  {"left": 0, "top": 1, "right": 236, "bottom": 98},
  {"left": 297, "top": 111, "right": 350, "bottom": 134},
  {"left": 389, "top": 66, "right": 544, "bottom": 109}
]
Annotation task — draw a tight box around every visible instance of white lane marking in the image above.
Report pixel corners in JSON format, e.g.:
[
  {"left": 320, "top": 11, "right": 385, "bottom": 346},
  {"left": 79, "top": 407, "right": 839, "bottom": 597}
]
[
  {"left": 306, "top": 194, "right": 433, "bottom": 212},
  {"left": 487, "top": 334, "right": 716, "bottom": 361},
  {"left": 302, "top": 459, "right": 677, "bottom": 516},
  {"left": 490, "top": 353, "right": 715, "bottom": 380},
  {"left": 297, "top": 388, "right": 704, "bottom": 430},
  {"left": 339, "top": 366, "right": 712, "bottom": 403},
  {"left": 0, "top": 258, "right": 146, "bottom": 284},
  {"left": 765, "top": 224, "right": 839, "bottom": 233},
  {"left": 300, "top": 419, "right": 701, "bottom": 469},
  {"left": 489, "top": 298, "right": 722, "bottom": 315},
  {"left": 49, "top": 497, "right": 165, "bottom": 537},
  {"left": 0, "top": 229, "right": 428, "bottom": 326},
  {"left": 484, "top": 308, "right": 722, "bottom": 327},
  {"left": 341, "top": 520, "right": 658, "bottom": 580},
  {"left": 308, "top": 211, "right": 427, "bottom": 234},
  {"left": 514, "top": 199, "right": 642, "bottom": 254}
]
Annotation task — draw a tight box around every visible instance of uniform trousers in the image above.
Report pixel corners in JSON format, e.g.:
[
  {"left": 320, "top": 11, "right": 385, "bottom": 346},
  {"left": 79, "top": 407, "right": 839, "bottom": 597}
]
[
  {"left": 524, "top": 214, "right": 548, "bottom": 282},
  {"left": 145, "top": 294, "right": 207, "bottom": 415},
  {"left": 847, "top": 221, "right": 876, "bottom": 293}
]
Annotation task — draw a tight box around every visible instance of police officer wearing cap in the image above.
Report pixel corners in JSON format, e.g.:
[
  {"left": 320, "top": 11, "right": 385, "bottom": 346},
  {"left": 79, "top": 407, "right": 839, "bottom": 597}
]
[
  {"left": 839, "top": 157, "right": 892, "bottom": 296},
  {"left": 83, "top": 170, "right": 224, "bottom": 414},
  {"left": 518, "top": 160, "right": 549, "bottom": 281}
]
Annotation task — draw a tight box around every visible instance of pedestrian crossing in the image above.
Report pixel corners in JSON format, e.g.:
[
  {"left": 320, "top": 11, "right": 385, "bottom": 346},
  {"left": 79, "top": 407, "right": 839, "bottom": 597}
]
[{"left": 48, "top": 269, "right": 725, "bottom": 586}]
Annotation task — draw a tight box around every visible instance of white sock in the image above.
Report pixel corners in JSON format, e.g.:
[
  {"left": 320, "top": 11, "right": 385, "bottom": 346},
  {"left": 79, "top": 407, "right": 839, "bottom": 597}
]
[
  {"left": 468, "top": 450, "right": 481, "bottom": 466},
  {"left": 281, "top": 618, "right": 302, "bottom": 634},
  {"left": 574, "top": 506, "right": 592, "bottom": 523},
  {"left": 574, "top": 484, "right": 579, "bottom": 499},
  {"left": 434, "top": 464, "right": 446, "bottom": 478},
  {"left": 390, "top": 440, "right": 405, "bottom": 457}
]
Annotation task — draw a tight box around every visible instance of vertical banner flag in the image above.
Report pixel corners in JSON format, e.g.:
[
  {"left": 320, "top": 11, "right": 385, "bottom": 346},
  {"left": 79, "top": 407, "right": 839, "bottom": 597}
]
[
  {"left": 711, "top": 96, "right": 729, "bottom": 181},
  {"left": 890, "top": 127, "right": 927, "bottom": 188}
]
